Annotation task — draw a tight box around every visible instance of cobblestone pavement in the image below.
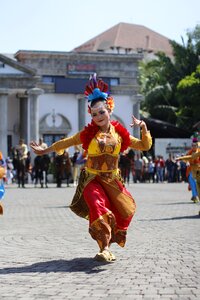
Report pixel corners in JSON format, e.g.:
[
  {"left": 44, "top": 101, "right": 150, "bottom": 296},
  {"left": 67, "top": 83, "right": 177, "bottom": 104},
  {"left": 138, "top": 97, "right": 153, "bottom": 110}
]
[{"left": 0, "top": 182, "right": 200, "bottom": 300}]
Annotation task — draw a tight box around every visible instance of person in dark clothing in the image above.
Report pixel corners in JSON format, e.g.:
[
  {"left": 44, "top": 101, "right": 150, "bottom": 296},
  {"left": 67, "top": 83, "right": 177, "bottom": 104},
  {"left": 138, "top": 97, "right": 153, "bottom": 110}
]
[
  {"left": 40, "top": 154, "right": 51, "bottom": 188},
  {"left": 15, "top": 139, "right": 28, "bottom": 188},
  {"left": 34, "top": 155, "right": 43, "bottom": 187},
  {"left": 165, "top": 154, "right": 175, "bottom": 183},
  {"left": 55, "top": 150, "right": 72, "bottom": 187},
  {"left": 119, "top": 149, "right": 133, "bottom": 185}
]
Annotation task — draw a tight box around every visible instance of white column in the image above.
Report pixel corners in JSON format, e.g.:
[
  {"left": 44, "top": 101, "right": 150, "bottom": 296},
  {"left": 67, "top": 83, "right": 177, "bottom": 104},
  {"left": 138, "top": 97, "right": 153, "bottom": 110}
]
[
  {"left": 0, "top": 89, "right": 10, "bottom": 158},
  {"left": 132, "top": 94, "right": 143, "bottom": 139},
  {"left": 77, "top": 95, "right": 86, "bottom": 130},
  {"left": 27, "top": 88, "right": 44, "bottom": 143},
  {"left": 16, "top": 92, "right": 28, "bottom": 142}
]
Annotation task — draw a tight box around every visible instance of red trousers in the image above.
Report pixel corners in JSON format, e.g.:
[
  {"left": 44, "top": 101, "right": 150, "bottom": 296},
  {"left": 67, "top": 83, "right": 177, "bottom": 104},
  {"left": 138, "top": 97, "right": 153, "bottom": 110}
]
[{"left": 83, "top": 177, "right": 136, "bottom": 250}]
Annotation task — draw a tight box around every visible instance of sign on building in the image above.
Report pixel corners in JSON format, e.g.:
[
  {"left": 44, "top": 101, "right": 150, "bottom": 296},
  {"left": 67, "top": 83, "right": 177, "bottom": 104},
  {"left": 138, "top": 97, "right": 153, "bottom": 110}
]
[{"left": 155, "top": 138, "right": 192, "bottom": 160}]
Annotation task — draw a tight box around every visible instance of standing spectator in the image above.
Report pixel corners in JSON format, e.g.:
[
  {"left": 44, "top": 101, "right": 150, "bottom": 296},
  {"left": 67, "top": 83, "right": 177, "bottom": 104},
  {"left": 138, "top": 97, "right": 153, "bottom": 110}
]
[
  {"left": 155, "top": 155, "right": 165, "bottom": 183},
  {"left": 119, "top": 150, "right": 131, "bottom": 184},
  {"left": 174, "top": 156, "right": 181, "bottom": 182},
  {"left": 15, "top": 138, "right": 28, "bottom": 188},
  {"left": 165, "top": 154, "right": 175, "bottom": 183},
  {"left": 134, "top": 153, "right": 144, "bottom": 183},
  {"left": 40, "top": 154, "right": 51, "bottom": 188},
  {"left": 34, "top": 155, "right": 43, "bottom": 187},
  {"left": 62, "top": 150, "right": 72, "bottom": 187},
  {"left": 148, "top": 156, "right": 155, "bottom": 183},
  {"left": 38, "top": 138, "right": 50, "bottom": 188},
  {"left": 55, "top": 150, "right": 72, "bottom": 187},
  {"left": 6, "top": 157, "right": 14, "bottom": 184},
  {"left": 72, "top": 147, "right": 87, "bottom": 186},
  {"left": 38, "top": 137, "right": 48, "bottom": 150},
  {"left": 142, "top": 155, "right": 149, "bottom": 182},
  {"left": 11, "top": 147, "right": 18, "bottom": 183},
  {"left": 71, "top": 147, "right": 80, "bottom": 186},
  {"left": 54, "top": 154, "right": 63, "bottom": 188},
  {"left": 130, "top": 153, "right": 135, "bottom": 183},
  {"left": 75, "top": 149, "right": 87, "bottom": 175},
  {"left": 33, "top": 138, "right": 50, "bottom": 188},
  {"left": 26, "top": 151, "right": 32, "bottom": 184},
  {"left": 126, "top": 149, "right": 135, "bottom": 184}
]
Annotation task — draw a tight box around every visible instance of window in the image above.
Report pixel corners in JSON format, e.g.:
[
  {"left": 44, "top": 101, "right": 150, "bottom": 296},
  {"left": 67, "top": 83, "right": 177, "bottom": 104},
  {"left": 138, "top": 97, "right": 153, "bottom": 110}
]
[
  {"left": 42, "top": 76, "right": 65, "bottom": 84},
  {"left": 110, "top": 78, "right": 119, "bottom": 86},
  {"left": 42, "top": 76, "right": 54, "bottom": 83}
]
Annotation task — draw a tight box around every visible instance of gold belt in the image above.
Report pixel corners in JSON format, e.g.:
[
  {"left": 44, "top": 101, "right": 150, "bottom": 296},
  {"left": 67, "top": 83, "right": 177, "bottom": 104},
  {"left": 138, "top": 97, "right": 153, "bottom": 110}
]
[{"left": 86, "top": 154, "right": 118, "bottom": 172}]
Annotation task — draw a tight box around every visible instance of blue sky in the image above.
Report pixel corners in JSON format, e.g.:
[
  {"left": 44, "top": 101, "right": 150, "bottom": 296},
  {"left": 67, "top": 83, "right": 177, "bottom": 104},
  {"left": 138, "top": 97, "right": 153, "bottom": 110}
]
[{"left": 1, "top": 0, "right": 199, "bottom": 54}]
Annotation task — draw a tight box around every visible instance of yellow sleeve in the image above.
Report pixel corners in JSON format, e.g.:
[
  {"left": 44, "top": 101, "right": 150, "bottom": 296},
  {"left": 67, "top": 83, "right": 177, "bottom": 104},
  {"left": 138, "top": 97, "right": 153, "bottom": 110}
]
[
  {"left": 176, "top": 155, "right": 190, "bottom": 162},
  {"left": 192, "top": 151, "right": 200, "bottom": 159},
  {"left": 129, "top": 129, "right": 152, "bottom": 151},
  {"left": 177, "top": 151, "right": 200, "bottom": 162},
  {"left": 52, "top": 132, "right": 82, "bottom": 155}
]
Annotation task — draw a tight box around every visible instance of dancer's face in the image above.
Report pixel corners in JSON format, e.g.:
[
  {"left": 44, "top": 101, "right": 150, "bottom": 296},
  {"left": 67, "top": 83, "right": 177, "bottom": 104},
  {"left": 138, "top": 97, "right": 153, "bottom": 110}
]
[{"left": 91, "top": 101, "right": 110, "bottom": 129}]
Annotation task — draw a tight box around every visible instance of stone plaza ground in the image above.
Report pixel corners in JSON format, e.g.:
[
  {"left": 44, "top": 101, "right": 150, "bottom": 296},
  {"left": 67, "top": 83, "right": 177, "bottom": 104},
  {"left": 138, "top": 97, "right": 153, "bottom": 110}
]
[{"left": 0, "top": 182, "right": 200, "bottom": 299}]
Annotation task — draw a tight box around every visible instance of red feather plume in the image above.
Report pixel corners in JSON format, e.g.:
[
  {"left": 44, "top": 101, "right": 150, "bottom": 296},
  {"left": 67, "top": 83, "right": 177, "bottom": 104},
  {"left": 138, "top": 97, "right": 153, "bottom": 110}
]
[{"left": 80, "top": 120, "right": 131, "bottom": 152}]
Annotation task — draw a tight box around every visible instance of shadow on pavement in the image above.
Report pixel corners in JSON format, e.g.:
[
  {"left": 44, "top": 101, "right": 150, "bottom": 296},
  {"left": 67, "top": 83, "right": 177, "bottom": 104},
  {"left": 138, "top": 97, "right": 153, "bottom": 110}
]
[
  {"left": 156, "top": 202, "right": 195, "bottom": 205},
  {"left": 0, "top": 258, "right": 110, "bottom": 275},
  {"left": 139, "top": 214, "right": 200, "bottom": 221}
]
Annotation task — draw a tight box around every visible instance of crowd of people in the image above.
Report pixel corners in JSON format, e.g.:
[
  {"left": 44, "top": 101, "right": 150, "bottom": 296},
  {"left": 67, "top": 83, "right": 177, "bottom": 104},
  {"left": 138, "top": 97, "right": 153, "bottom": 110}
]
[
  {"left": 2, "top": 134, "right": 199, "bottom": 221},
  {"left": 1, "top": 146, "right": 191, "bottom": 188},
  {"left": 1, "top": 138, "right": 87, "bottom": 189},
  {"left": 119, "top": 151, "right": 187, "bottom": 184},
  {"left": 1, "top": 138, "right": 199, "bottom": 189}
]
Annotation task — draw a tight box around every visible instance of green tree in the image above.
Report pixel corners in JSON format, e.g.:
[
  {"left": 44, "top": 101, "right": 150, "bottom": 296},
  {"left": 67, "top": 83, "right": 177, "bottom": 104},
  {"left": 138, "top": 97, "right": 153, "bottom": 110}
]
[
  {"left": 176, "top": 65, "right": 200, "bottom": 129},
  {"left": 139, "top": 24, "right": 200, "bottom": 132},
  {"left": 139, "top": 52, "right": 178, "bottom": 123}
]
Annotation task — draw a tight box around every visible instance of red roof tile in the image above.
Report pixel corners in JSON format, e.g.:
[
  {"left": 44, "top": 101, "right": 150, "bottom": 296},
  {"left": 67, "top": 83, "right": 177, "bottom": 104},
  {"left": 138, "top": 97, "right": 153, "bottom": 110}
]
[{"left": 73, "top": 22, "right": 173, "bottom": 56}]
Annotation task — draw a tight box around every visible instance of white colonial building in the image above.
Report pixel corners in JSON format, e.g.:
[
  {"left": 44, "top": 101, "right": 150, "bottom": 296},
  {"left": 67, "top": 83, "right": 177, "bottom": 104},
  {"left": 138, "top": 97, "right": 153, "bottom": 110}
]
[{"left": 0, "top": 22, "right": 174, "bottom": 159}]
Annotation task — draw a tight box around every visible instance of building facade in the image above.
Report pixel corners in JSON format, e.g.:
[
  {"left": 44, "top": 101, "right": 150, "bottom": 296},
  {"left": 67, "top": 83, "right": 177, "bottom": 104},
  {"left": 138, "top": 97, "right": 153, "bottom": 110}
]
[{"left": 0, "top": 50, "right": 143, "bottom": 158}]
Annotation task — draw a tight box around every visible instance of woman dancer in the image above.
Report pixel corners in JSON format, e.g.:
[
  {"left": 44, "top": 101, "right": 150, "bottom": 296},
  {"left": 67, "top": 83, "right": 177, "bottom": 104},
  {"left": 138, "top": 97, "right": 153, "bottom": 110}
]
[{"left": 30, "top": 74, "right": 152, "bottom": 262}]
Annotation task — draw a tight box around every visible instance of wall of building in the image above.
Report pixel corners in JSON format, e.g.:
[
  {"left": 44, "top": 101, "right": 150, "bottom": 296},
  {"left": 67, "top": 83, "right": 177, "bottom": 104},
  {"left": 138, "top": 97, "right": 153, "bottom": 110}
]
[
  {"left": 39, "top": 93, "right": 79, "bottom": 134},
  {"left": 1, "top": 50, "right": 142, "bottom": 158},
  {"left": 155, "top": 138, "right": 192, "bottom": 160}
]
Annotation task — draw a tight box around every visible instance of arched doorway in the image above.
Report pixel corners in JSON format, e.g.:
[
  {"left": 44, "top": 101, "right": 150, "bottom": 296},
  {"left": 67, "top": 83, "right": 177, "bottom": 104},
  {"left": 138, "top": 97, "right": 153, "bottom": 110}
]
[{"left": 39, "top": 110, "right": 72, "bottom": 146}]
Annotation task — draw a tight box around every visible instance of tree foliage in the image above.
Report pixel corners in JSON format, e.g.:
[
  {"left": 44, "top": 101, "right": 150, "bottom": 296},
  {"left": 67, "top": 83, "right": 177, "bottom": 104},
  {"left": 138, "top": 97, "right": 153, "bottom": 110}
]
[{"left": 139, "top": 24, "right": 200, "bottom": 132}]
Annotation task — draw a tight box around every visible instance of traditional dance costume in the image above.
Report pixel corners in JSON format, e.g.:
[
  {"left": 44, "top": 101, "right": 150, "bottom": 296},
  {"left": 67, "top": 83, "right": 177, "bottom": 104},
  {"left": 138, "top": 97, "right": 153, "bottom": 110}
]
[
  {"left": 52, "top": 120, "right": 152, "bottom": 251},
  {"left": 177, "top": 148, "right": 200, "bottom": 216},
  {"left": 180, "top": 149, "right": 200, "bottom": 198},
  {"left": 31, "top": 74, "right": 152, "bottom": 260}
]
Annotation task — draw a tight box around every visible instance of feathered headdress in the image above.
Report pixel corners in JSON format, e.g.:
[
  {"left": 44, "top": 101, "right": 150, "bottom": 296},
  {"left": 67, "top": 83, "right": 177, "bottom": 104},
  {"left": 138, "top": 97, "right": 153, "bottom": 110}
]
[
  {"left": 84, "top": 73, "right": 108, "bottom": 101},
  {"left": 192, "top": 131, "right": 200, "bottom": 144},
  {"left": 192, "top": 137, "right": 198, "bottom": 143},
  {"left": 84, "top": 73, "right": 115, "bottom": 113}
]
